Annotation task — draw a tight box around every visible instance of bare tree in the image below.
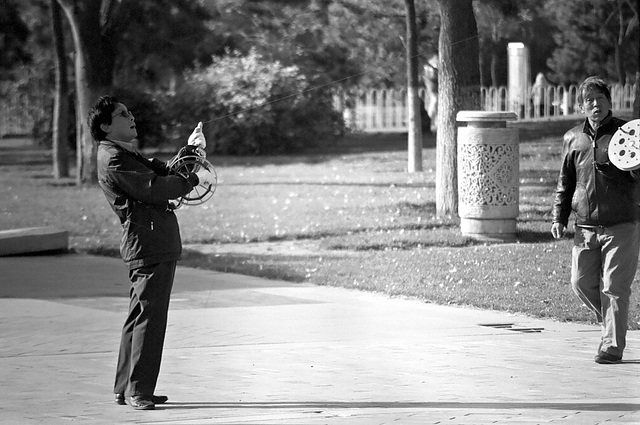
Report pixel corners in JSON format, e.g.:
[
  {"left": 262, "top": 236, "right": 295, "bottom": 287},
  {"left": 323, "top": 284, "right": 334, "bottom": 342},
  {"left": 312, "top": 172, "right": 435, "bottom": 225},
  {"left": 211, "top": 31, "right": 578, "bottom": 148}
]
[
  {"left": 434, "top": 0, "right": 481, "bottom": 217},
  {"left": 632, "top": 0, "right": 640, "bottom": 118},
  {"left": 56, "top": 0, "right": 118, "bottom": 184},
  {"left": 637, "top": 0, "right": 640, "bottom": 118},
  {"left": 405, "top": 0, "right": 423, "bottom": 172},
  {"left": 50, "top": 0, "right": 69, "bottom": 179}
]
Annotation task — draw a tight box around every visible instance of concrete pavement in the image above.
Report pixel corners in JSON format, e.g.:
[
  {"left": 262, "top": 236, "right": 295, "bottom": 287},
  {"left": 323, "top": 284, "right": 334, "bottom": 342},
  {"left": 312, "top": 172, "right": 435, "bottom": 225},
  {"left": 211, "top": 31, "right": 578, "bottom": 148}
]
[{"left": 0, "top": 252, "right": 639, "bottom": 425}]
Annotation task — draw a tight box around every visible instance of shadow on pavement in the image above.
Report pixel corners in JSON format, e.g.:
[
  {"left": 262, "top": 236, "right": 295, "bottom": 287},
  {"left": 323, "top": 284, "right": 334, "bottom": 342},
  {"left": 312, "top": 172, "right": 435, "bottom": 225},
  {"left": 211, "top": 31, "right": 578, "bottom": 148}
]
[{"left": 155, "top": 401, "right": 640, "bottom": 412}]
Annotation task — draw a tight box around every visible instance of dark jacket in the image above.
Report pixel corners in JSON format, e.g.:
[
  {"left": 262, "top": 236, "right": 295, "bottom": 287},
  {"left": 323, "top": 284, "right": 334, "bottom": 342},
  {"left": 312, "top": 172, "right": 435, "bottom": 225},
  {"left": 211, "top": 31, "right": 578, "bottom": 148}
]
[
  {"left": 552, "top": 114, "right": 640, "bottom": 228},
  {"left": 97, "top": 140, "right": 198, "bottom": 269}
]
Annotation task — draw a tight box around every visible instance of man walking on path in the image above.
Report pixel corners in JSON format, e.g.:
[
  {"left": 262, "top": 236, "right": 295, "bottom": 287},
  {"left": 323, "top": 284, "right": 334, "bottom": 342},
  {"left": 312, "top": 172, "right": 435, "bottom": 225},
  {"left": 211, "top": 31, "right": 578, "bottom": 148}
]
[{"left": 551, "top": 76, "right": 640, "bottom": 364}]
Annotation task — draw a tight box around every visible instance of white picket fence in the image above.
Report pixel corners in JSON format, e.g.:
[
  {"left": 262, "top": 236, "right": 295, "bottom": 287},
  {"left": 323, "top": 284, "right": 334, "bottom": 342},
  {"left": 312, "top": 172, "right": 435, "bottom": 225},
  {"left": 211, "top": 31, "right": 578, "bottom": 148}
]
[
  {"left": 2, "top": 83, "right": 636, "bottom": 137},
  {"left": 481, "top": 83, "right": 636, "bottom": 120},
  {"left": 332, "top": 88, "right": 430, "bottom": 133},
  {"left": 334, "top": 83, "right": 636, "bottom": 132}
]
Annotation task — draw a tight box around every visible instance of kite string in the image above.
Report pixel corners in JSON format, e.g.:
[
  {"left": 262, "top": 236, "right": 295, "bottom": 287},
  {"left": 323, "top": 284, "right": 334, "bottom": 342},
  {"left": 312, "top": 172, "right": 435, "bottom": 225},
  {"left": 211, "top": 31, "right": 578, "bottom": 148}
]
[{"left": 199, "top": 14, "right": 532, "bottom": 126}]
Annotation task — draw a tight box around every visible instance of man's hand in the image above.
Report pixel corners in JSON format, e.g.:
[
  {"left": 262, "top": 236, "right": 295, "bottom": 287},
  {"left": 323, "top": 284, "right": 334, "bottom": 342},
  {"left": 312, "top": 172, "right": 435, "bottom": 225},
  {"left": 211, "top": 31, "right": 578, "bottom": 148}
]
[
  {"left": 187, "top": 122, "right": 206, "bottom": 149},
  {"left": 195, "top": 168, "right": 214, "bottom": 186},
  {"left": 551, "top": 222, "right": 566, "bottom": 239}
]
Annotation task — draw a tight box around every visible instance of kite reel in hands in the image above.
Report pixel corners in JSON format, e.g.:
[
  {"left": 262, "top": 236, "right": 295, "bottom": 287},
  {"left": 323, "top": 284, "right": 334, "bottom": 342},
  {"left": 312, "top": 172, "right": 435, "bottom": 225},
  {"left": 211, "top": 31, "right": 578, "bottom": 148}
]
[
  {"left": 609, "top": 119, "right": 640, "bottom": 171},
  {"left": 168, "top": 145, "right": 217, "bottom": 209}
]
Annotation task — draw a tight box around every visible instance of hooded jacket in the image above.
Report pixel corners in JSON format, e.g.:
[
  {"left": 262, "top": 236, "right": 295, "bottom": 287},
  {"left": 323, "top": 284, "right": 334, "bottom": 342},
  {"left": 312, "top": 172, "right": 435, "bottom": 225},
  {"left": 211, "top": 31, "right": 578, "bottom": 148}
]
[
  {"left": 552, "top": 114, "right": 640, "bottom": 228},
  {"left": 97, "top": 140, "right": 198, "bottom": 269}
]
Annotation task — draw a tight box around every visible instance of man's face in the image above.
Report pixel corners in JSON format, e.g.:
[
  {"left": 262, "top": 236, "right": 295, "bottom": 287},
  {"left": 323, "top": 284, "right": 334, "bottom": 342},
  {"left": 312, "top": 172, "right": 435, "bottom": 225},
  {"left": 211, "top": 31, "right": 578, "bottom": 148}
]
[
  {"left": 103, "top": 102, "right": 137, "bottom": 141},
  {"left": 581, "top": 88, "right": 611, "bottom": 127}
]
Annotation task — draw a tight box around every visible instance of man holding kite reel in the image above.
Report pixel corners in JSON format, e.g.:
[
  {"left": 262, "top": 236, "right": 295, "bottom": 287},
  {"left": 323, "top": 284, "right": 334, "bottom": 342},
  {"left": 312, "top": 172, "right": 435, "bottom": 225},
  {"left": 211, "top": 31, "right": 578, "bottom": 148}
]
[{"left": 88, "top": 95, "right": 215, "bottom": 410}]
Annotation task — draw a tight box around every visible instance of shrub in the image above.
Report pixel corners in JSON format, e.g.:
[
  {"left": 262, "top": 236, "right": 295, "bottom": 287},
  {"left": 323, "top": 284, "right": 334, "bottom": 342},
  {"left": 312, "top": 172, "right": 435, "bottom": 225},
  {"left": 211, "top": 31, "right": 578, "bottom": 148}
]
[
  {"left": 0, "top": 64, "right": 59, "bottom": 145},
  {"left": 166, "top": 49, "right": 344, "bottom": 155}
]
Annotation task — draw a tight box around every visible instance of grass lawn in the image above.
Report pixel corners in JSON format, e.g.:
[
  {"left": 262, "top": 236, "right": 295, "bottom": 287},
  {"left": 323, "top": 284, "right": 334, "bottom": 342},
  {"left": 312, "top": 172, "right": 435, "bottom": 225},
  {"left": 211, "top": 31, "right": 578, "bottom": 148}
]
[{"left": 2, "top": 119, "right": 639, "bottom": 329}]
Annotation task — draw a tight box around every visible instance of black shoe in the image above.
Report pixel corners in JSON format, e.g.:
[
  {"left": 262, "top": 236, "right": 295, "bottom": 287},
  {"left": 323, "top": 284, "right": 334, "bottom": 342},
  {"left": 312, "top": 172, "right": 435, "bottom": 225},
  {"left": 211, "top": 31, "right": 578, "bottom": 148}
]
[
  {"left": 115, "top": 393, "right": 125, "bottom": 405},
  {"left": 116, "top": 393, "right": 168, "bottom": 405},
  {"left": 126, "top": 395, "right": 155, "bottom": 410},
  {"left": 594, "top": 350, "right": 622, "bottom": 364},
  {"left": 151, "top": 395, "right": 168, "bottom": 404}
]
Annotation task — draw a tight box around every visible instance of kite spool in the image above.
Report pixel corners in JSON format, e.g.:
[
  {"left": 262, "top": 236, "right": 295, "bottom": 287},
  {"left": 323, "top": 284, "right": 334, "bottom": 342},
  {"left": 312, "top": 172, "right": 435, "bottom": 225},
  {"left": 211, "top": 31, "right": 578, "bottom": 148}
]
[
  {"left": 609, "top": 119, "right": 640, "bottom": 171},
  {"left": 168, "top": 146, "right": 217, "bottom": 209}
]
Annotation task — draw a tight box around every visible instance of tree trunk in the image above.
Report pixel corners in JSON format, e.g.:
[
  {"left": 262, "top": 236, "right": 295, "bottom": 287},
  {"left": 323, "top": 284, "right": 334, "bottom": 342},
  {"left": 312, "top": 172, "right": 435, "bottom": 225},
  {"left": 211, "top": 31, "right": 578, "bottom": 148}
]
[
  {"left": 635, "top": 0, "right": 640, "bottom": 118},
  {"left": 435, "top": 0, "right": 481, "bottom": 217},
  {"left": 405, "top": 0, "right": 422, "bottom": 172},
  {"left": 635, "top": 74, "right": 640, "bottom": 119},
  {"left": 615, "top": 1, "right": 626, "bottom": 86},
  {"left": 479, "top": 52, "right": 485, "bottom": 87},
  {"left": 490, "top": 46, "right": 499, "bottom": 87},
  {"left": 50, "top": 0, "right": 69, "bottom": 179},
  {"left": 57, "top": 0, "right": 116, "bottom": 184}
]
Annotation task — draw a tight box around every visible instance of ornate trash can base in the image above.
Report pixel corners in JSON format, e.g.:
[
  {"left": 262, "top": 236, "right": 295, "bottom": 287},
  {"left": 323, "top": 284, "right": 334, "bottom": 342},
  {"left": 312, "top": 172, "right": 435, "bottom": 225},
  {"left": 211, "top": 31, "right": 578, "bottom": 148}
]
[
  {"left": 456, "top": 111, "right": 519, "bottom": 242},
  {"left": 459, "top": 219, "right": 517, "bottom": 242}
]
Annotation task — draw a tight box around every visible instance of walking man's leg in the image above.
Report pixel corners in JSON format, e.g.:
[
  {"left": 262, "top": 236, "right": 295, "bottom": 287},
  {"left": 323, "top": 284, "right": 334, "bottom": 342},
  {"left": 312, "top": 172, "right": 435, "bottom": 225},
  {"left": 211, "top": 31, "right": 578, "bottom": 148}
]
[
  {"left": 571, "top": 227, "right": 603, "bottom": 323},
  {"left": 599, "top": 222, "right": 640, "bottom": 358}
]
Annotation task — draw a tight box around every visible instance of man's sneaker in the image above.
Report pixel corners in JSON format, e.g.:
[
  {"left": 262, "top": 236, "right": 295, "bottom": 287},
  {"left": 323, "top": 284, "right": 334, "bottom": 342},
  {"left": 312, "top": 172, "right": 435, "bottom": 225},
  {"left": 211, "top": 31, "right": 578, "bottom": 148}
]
[{"left": 594, "top": 350, "right": 622, "bottom": 364}]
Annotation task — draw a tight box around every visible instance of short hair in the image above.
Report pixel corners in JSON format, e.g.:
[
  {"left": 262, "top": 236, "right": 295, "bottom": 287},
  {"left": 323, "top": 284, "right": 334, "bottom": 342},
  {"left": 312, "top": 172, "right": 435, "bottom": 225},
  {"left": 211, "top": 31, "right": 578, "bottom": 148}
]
[
  {"left": 577, "top": 76, "right": 611, "bottom": 104},
  {"left": 87, "top": 95, "right": 119, "bottom": 142}
]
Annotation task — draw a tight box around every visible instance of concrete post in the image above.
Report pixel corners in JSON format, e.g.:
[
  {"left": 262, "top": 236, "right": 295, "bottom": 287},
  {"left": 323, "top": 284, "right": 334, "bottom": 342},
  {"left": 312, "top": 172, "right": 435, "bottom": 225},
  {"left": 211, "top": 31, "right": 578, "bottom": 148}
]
[{"left": 508, "top": 42, "right": 530, "bottom": 119}]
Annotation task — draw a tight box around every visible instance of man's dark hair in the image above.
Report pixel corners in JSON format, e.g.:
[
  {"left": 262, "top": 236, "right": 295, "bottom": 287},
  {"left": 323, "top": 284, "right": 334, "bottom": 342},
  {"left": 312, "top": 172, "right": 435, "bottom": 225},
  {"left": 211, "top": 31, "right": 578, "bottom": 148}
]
[
  {"left": 577, "top": 76, "right": 612, "bottom": 104},
  {"left": 87, "top": 96, "right": 119, "bottom": 142}
]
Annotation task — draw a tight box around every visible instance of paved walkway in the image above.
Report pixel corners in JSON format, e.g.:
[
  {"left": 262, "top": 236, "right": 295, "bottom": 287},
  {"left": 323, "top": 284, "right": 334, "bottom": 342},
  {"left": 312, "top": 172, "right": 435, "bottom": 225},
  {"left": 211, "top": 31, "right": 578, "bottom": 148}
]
[{"left": 0, "top": 252, "right": 639, "bottom": 425}]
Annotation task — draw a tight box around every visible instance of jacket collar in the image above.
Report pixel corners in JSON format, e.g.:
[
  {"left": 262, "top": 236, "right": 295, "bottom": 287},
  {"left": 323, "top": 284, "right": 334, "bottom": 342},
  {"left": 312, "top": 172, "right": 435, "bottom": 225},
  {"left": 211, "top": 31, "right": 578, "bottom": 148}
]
[
  {"left": 100, "top": 139, "right": 137, "bottom": 153},
  {"left": 582, "top": 111, "right": 613, "bottom": 137}
]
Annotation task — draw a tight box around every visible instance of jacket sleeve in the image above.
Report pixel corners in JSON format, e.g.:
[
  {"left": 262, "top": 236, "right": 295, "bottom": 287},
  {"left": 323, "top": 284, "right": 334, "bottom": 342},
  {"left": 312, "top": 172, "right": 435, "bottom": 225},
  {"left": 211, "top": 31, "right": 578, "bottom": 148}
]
[
  {"left": 552, "top": 131, "right": 576, "bottom": 226},
  {"left": 106, "top": 151, "right": 196, "bottom": 205}
]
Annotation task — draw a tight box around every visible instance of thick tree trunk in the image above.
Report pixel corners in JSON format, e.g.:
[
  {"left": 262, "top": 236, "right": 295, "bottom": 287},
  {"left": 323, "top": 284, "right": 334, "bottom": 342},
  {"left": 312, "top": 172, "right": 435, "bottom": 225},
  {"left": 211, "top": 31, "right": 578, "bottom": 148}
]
[
  {"left": 615, "top": 2, "right": 626, "bottom": 86},
  {"left": 405, "top": 0, "right": 422, "bottom": 172},
  {"left": 57, "top": 0, "right": 115, "bottom": 184},
  {"left": 490, "top": 48, "right": 499, "bottom": 87},
  {"left": 435, "top": 0, "right": 481, "bottom": 217},
  {"left": 635, "top": 73, "right": 640, "bottom": 119},
  {"left": 50, "top": 0, "right": 69, "bottom": 179},
  {"left": 635, "top": 0, "right": 640, "bottom": 118}
]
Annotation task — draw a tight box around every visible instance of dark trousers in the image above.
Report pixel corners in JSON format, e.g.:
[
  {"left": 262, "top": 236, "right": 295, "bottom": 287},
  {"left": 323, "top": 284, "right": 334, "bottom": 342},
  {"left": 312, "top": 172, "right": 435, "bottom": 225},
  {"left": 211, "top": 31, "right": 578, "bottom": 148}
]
[{"left": 114, "top": 261, "right": 177, "bottom": 396}]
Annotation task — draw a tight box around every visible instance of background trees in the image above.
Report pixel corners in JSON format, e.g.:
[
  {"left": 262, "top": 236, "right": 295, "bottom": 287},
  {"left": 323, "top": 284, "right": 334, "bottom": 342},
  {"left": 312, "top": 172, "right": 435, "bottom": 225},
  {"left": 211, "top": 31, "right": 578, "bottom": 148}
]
[
  {"left": 55, "top": 0, "right": 217, "bottom": 183},
  {"left": 2, "top": 0, "right": 639, "bottom": 189},
  {"left": 170, "top": 49, "right": 343, "bottom": 155},
  {"left": 542, "top": 0, "right": 638, "bottom": 85},
  {"left": 474, "top": 0, "right": 556, "bottom": 87},
  {"left": 0, "top": 1, "right": 31, "bottom": 76}
]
